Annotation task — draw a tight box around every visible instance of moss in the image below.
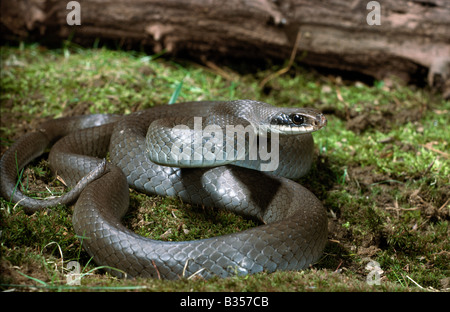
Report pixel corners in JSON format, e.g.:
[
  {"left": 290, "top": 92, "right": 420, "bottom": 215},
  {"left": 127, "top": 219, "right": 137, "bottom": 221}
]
[{"left": 1, "top": 43, "right": 448, "bottom": 291}]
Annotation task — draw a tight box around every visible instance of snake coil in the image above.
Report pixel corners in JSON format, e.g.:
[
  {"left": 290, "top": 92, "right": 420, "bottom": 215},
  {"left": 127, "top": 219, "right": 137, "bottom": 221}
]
[{"left": 0, "top": 100, "right": 328, "bottom": 279}]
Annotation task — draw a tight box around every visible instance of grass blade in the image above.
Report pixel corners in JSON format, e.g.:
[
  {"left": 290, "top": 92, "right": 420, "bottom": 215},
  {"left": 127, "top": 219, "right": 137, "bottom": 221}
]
[{"left": 168, "top": 78, "right": 184, "bottom": 104}]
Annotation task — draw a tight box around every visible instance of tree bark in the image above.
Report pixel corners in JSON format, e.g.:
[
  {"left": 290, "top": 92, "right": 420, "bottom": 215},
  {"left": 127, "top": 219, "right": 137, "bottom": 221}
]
[{"left": 1, "top": 0, "right": 449, "bottom": 94}]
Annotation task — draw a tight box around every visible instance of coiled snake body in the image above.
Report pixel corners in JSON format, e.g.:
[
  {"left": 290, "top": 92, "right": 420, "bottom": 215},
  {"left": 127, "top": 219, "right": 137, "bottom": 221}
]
[{"left": 1, "top": 100, "right": 328, "bottom": 279}]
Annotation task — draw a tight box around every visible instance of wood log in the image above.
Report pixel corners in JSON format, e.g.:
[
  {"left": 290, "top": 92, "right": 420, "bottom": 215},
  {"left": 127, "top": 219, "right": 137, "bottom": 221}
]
[{"left": 1, "top": 0, "right": 449, "bottom": 94}]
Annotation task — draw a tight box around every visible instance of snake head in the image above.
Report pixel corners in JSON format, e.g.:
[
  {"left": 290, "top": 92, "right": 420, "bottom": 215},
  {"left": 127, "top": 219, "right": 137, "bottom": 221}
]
[{"left": 267, "top": 108, "right": 327, "bottom": 134}]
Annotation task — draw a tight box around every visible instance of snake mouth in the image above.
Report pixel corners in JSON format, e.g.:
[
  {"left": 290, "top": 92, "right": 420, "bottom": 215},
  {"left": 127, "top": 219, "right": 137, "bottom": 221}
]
[{"left": 314, "top": 113, "right": 328, "bottom": 128}]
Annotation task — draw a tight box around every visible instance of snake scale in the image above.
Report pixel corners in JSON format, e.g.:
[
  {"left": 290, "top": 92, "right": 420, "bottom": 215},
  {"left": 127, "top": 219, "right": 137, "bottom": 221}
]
[{"left": 0, "top": 100, "right": 328, "bottom": 279}]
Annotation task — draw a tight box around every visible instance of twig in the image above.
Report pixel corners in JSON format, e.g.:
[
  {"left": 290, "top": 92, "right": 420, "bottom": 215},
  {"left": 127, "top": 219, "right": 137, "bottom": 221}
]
[
  {"left": 151, "top": 260, "right": 161, "bottom": 279},
  {"left": 334, "top": 260, "right": 343, "bottom": 272},
  {"left": 385, "top": 207, "right": 420, "bottom": 211},
  {"left": 421, "top": 142, "right": 449, "bottom": 158},
  {"left": 259, "top": 29, "right": 302, "bottom": 89},
  {"left": 438, "top": 197, "right": 449, "bottom": 212},
  {"left": 406, "top": 275, "right": 424, "bottom": 289},
  {"left": 423, "top": 158, "right": 436, "bottom": 176},
  {"left": 187, "top": 268, "right": 206, "bottom": 280},
  {"left": 200, "top": 56, "right": 236, "bottom": 81},
  {"left": 182, "top": 258, "right": 190, "bottom": 277}
]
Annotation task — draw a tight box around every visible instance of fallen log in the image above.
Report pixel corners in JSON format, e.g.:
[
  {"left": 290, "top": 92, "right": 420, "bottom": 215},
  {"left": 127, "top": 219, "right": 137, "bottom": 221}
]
[{"left": 1, "top": 0, "right": 449, "bottom": 95}]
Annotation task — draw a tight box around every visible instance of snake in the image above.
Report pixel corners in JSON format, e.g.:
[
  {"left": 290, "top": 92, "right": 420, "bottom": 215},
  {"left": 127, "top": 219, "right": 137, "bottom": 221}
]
[{"left": 0, "top": 100, "right": 328, "bottom": 279}]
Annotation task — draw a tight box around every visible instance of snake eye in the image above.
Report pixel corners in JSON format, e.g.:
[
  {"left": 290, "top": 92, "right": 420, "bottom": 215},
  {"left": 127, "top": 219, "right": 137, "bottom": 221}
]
[{"left": 291, "top": 114, "right": 304, "bottom": 125}]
